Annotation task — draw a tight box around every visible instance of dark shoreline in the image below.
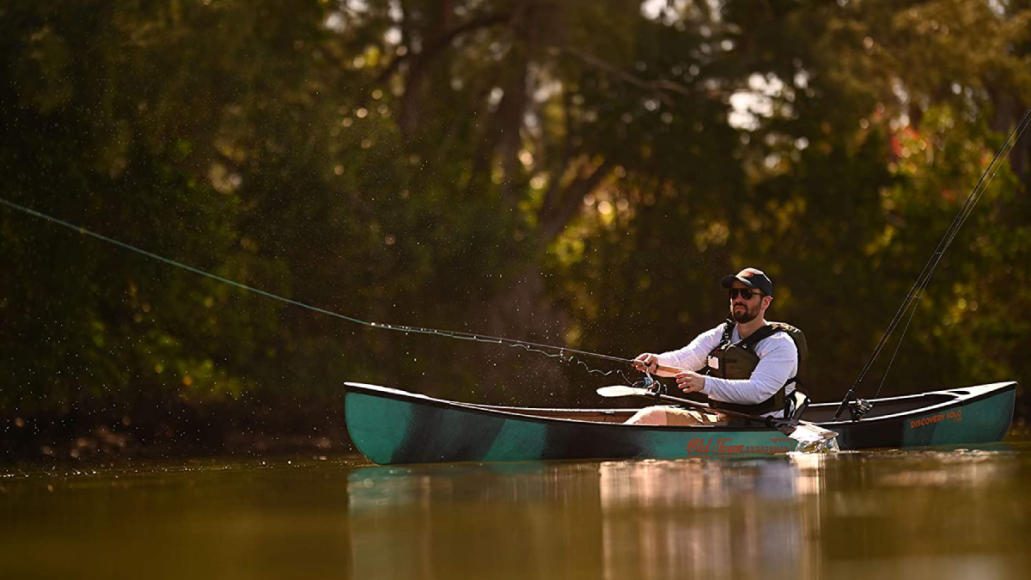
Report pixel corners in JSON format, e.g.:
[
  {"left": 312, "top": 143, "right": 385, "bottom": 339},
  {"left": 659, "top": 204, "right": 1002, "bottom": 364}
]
[
  {"left": 1, "top": 400, "right": 357, "bottom": 464},
  {"left": 6, "top": 405, "right": 1028, "bottom": 465}
]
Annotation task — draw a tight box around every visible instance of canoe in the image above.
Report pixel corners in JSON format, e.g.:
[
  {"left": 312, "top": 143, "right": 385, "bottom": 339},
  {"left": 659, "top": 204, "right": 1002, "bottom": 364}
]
[{"left": 343, "top": 381, "right": 1016, "bottom": 464}]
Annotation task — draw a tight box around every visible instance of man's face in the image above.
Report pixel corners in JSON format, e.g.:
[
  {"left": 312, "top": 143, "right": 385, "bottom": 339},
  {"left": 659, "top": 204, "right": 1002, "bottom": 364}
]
[{"left": 728, "top": 282, "right": 764, "bottom": 323}]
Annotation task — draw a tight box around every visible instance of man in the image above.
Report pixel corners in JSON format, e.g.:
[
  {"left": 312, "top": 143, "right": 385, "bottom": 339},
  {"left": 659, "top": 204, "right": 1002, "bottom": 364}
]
[{"left": 627, "top": 268, "right": 802, "bottom": 425}]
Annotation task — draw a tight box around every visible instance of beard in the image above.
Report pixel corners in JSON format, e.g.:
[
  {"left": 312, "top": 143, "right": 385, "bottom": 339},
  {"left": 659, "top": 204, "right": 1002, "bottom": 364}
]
[{"left": 730, "top": 301, "right": 760, "bottom": 323}]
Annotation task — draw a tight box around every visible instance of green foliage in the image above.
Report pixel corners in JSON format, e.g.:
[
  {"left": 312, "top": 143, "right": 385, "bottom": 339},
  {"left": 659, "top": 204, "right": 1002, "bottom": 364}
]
[{"left": 2, "top": 0, "right": 1030, "bottom": 432}]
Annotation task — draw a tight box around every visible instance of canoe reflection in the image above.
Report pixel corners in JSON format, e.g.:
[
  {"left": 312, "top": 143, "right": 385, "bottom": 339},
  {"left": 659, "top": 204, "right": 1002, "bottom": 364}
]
[
  {"left": 347, "top": 455, "right": 827, "bottom": 579},
  {"left": 598, "top": 457, "right": 824, "bottom": 580}
]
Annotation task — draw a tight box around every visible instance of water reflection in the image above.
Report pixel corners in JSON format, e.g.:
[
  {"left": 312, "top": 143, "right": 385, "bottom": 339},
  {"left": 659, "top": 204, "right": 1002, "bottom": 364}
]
[
  {"left": 597, "top": 456, "right": 823, "bottom": 580},
  {"left": 347, "top": 462, "right": 608, "bottom": 579},
  {"left": 3, "top": 447, "right": 1027, "bottom": 580},
  {"left": 347, "top": 456, "right": 831, "bottom": 580},
  {"left": 346, "top": 447, "right": 1031, "bottom": 580}
]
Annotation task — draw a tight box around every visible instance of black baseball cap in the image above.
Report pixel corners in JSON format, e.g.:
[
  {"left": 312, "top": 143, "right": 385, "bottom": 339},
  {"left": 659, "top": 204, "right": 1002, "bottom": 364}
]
[{"left": 721, "top": 268, "right": 773, "bottom": 297}]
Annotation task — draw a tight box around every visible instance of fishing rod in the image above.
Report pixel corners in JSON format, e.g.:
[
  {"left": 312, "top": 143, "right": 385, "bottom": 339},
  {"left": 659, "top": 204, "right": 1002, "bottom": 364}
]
[
  {"left": 0, "top": 196, "right": 640, "bottom": 379},
  {"left": 832, "top": 108, "right": 1031, "bottom": 420}
]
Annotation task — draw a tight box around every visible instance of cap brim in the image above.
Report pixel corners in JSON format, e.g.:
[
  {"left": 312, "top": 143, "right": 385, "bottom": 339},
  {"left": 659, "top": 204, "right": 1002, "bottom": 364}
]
[{"left": 721, "top": 274, "right": 757, "bottom": 289}]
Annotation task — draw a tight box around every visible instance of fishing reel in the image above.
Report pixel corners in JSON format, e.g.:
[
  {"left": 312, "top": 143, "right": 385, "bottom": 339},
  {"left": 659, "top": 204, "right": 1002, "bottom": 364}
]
[
  {"left": 848, "top": 398, "right": 873, "bottom": 422},
  {"left": 641, "top": 373, "right": 667, "bottom": 401}
]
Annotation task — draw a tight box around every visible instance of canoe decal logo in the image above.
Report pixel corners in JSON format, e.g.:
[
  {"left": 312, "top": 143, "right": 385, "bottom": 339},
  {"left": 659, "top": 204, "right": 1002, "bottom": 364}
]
[
  {"left": 686, "top": 437, "right": 792, "bottom": 454},
  {"left": 910, "top": 409, "right": 962, "bottom": 429}
]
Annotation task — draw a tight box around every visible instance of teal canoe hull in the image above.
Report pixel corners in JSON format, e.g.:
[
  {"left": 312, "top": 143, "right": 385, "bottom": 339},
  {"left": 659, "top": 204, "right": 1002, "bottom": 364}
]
[{"left": 343, "top": 382, "right": 1017, "bottom": 465}]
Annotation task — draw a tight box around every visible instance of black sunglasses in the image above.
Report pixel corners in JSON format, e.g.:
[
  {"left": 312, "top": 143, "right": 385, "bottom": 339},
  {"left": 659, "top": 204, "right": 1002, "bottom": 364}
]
[{"left": 728, "top": 288, "right": 762, "bottom": 300}]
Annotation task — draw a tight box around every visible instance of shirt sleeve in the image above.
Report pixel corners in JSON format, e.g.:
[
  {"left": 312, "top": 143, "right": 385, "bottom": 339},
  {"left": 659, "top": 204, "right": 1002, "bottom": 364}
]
[
  {"left": 653, "top": 324, "right": 725, "bottom": 372},
  {"left": 700, "top": 332, "right": 798, "bottom": 405}
]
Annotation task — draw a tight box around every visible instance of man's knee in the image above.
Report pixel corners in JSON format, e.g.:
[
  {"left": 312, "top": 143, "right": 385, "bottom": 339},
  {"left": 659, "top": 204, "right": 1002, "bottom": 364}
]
[
  {"left": 626, "top": 406, "right": 668, "bottom": 425},
  {"left": 626, "top": 406, "right": 721, "bottom": 426}
]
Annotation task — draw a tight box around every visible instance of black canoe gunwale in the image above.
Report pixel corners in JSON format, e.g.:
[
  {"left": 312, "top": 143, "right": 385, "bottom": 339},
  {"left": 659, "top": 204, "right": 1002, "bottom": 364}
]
[
  {"left": 343, "top": 381, "right": 1016, "bottom": 431},
  {"left": 806, "top": 382, "right": 1017, "bottom": 426},
  {"left": 344, "top": 382, "right": 771, "bottom": 432}
]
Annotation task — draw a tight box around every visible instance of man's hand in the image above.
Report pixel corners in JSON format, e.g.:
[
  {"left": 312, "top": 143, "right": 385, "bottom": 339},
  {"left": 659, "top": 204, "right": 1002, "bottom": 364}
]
[
  {"left": 633, "top": 354, "right": 681, "bottom": 377},
  {"left": 675, "top": 370, "right": 706, "bottom": 394},
  {"left": 633, "top": 353, "right": 659, "bottom": 373}
]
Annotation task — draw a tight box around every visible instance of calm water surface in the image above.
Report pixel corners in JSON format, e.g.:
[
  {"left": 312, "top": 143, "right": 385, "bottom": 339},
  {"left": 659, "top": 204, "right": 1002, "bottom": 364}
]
[{"left": 3, "top": 442, "right": 1031, "bottom": 579}]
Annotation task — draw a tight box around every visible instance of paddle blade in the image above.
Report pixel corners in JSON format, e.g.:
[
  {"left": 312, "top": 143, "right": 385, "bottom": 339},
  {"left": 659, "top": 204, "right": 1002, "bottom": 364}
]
[{"left": 597, "top": 385, "right": 649, "bottom": 398}]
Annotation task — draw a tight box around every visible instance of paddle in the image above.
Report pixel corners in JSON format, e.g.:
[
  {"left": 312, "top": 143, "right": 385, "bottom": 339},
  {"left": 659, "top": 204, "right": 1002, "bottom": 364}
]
[{"left": 597, "top": 385, "right": 838, "bottom": 446}]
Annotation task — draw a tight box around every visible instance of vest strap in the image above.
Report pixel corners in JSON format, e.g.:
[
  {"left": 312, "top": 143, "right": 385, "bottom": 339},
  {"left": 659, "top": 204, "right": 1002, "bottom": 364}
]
[{"left": 710, "top": 389, "right": 786, "bottom": 416}]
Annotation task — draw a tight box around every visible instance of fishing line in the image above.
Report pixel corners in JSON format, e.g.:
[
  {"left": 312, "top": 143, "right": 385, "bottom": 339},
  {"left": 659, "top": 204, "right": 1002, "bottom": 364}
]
[
  {"left": 0, "top": 196, "right": 636, "bottom": 384},
  {"left": 834, "top": 108, "right": 1031, "bottom": 417},
  {"left": 872, "top": 120, "right": 1030, "bottom": 399},
  {"left": 851, "top": 109, "right": 1031, "bottom": 402}
]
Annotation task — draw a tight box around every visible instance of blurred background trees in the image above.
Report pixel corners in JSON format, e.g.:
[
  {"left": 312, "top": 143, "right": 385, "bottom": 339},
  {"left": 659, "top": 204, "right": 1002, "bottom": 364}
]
[{"left": 2, "top": 0, "right": 1030, "bottom": 448}]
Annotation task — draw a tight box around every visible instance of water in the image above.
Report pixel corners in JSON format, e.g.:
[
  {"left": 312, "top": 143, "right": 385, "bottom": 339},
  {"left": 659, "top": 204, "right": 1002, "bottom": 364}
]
[{"left": 3, "top": 443, "right": 1030, "bottom": 580}]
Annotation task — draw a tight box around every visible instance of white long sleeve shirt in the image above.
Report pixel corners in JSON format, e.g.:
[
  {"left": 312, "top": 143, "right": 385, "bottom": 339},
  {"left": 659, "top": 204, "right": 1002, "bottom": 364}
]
[{"left": 654, "top": 322, "right": 798, "bottom": 415}]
